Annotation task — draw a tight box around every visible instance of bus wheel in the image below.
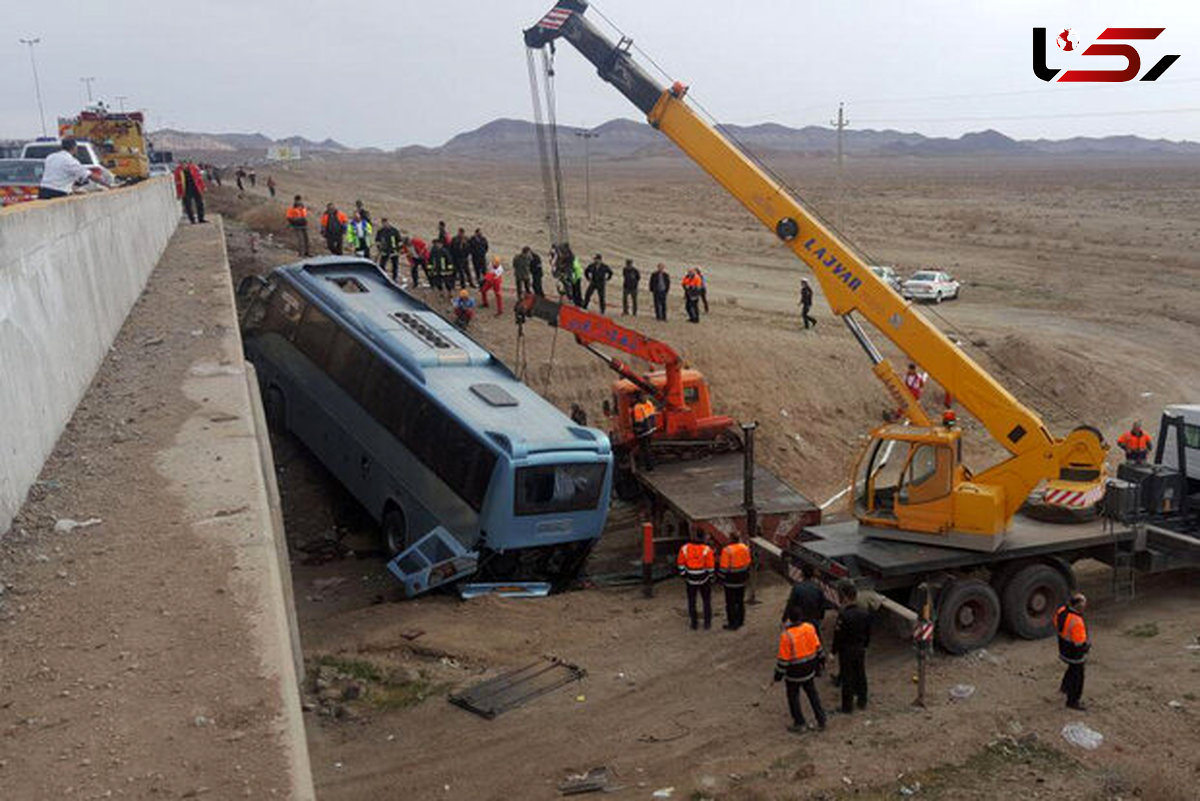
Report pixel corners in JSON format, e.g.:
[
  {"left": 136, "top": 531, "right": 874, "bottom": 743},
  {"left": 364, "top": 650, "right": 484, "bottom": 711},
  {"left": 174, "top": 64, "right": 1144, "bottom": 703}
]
[
  {"left": 381, "top": 506, "right": 409, "bottom": 557},
  {"left": 1001, "top": 563, "right": 1068, "bottom": 640},
  {"left": 264, "top": 386, "right": 287, "bottom": 432},
  {"left": 936, "top": 578, "right": 1000, "bottom": 654}
]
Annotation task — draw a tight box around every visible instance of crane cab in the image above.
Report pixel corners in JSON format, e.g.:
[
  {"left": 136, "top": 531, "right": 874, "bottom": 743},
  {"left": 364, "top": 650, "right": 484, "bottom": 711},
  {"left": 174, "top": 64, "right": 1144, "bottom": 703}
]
[
  {"left": 606, "top": 369, "right": 729, "bottom": 447},
  {"left": 853, "top": 424, "right": 1006, "bottom": 551}
]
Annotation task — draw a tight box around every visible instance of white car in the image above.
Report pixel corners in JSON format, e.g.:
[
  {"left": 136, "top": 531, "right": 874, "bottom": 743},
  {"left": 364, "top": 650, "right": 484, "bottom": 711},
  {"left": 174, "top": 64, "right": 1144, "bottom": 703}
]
[
  {"left": 869, "top": 265, "right": 903, "bottom": 292},
  {"left": 148, "top": 163, "right": 172, "bottom": 177},
  {"left": 902, "top": 270, "right": 960, "bottom": 303}
]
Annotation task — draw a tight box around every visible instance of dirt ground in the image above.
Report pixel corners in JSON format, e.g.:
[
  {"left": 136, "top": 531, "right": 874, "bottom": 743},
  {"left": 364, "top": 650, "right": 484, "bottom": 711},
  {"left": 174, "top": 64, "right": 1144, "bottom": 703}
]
[
  {"left": 210, "top": 151, "right": 1200, "bottom": 800},
  {"left": 0, "top": 221, "right": 296, "bottom": 799}
]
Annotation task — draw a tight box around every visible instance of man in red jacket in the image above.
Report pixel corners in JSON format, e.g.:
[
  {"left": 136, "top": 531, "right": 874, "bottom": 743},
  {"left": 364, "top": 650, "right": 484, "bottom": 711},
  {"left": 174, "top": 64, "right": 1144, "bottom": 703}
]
[{"left": 173, "top": 161, "right": 207, "bottom": 224}]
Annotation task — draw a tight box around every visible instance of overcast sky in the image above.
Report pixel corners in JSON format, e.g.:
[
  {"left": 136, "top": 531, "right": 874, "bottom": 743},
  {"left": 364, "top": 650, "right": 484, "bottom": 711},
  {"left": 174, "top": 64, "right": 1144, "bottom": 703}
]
[{"left": 3, "top": 0, "right": 1197, "bottom": 147}]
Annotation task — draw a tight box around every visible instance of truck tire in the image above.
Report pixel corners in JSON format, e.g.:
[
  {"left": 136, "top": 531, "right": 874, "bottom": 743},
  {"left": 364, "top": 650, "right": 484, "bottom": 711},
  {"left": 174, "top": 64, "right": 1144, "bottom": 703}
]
[
  {"left": 936, "top": 578, "right": 1000, "bottom": 654},
  {"left": 381, "top": 505, "right": 409, "bottom": 557},
  {"left": 264, "top": 386, "right": 287, "bottom": 433},
  {"left": 1000, "top": 563, "right": 1068, "bottom": 640}
]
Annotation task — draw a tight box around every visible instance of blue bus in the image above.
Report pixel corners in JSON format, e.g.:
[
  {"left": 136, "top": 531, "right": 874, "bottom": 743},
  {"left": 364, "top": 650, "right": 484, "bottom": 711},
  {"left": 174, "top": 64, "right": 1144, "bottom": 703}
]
[{"left": 239, "top": 258, "right": 612, "bottom": 588}]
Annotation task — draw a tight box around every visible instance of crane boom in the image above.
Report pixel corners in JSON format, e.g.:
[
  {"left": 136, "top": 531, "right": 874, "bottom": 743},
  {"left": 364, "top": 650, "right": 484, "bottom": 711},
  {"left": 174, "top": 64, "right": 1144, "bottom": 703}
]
[{"left": 524, "top": 1, "right": 1107, "bottom": 538}]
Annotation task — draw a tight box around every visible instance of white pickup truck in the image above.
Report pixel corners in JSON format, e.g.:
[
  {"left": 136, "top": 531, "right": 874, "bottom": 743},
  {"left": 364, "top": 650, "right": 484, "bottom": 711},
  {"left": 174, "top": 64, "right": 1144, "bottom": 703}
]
[{"left": 20, "top": 138, "right": 116, "bottom": 188}]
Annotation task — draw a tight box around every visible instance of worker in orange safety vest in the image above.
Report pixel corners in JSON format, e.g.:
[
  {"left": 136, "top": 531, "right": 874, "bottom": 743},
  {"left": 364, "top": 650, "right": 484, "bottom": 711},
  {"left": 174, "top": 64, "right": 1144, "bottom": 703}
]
[
  {"left": 285, "top": 195, "right": 311, "bottom": 257},
  {"left": 717, "top": 541, "right": 752, "bottom": 630},
  {"left": 1055, "top": 592, "right": 1090, "bottom": 710},
  {"left": 677, "top": 531, "right": 715, "bottom": 630},
  {"left": 631, "top": 393, "right": 658, "bottom": 471},
  {"left": 774, "top": 611, "right": 827, "bottom": 733},
  {"left": 1117, "top": 421, "right": 1152, "bottom": 464}
]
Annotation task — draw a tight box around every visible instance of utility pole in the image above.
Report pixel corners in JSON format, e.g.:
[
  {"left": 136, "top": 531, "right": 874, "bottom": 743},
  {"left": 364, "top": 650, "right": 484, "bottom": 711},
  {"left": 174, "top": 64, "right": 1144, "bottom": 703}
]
[
  {"left": 19, "top": 37, "right": 47, "bottom": 137},
  {"left": 80, "top": 76, "right": 96, "bottom": 103},
  {"left": 575, "top": 128, "right": 599, "bottom": 223},
  {"left": 115, "top": 95, "right": 128, "bottom": 112},
  {"left": 830, "top": 102, "right": 849, "bottom": 230}
]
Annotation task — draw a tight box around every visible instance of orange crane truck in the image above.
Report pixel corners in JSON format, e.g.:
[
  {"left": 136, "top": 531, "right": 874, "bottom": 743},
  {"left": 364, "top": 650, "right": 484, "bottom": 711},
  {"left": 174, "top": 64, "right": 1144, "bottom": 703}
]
[{"left": 515, "top": 294, "right": 819, "bottom": 549}]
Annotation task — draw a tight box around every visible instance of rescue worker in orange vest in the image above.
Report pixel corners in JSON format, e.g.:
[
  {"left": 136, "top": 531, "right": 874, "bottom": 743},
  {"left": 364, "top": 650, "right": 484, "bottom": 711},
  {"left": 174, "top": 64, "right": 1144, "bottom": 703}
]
[
  {"left": 285, "top": 195, "right": 311, "bottom": 257},
  {"left": 1055, "top": 592, "right": 1090, "bottom": 710},
  {"left": 1117, "top": 421, "right": 1152, "bottom": 464},
  {"left": 717, "top": 540, "right": 752, "bottom": 630},
  {"left": 677, "top": 530, "right": 715, "bottom": 630},
  {"left": 775, "top": 610, "right": 827, "bottom": 733},
  {"left": 631, "top": 393, "right": 658, "bottom": 471}
]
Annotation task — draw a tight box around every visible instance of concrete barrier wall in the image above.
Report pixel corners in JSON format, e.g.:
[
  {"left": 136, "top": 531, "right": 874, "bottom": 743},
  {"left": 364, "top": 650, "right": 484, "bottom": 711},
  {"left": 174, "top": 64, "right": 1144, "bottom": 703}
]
[{"left": 0, "top": 179, "right": 180, "bottom": 533}]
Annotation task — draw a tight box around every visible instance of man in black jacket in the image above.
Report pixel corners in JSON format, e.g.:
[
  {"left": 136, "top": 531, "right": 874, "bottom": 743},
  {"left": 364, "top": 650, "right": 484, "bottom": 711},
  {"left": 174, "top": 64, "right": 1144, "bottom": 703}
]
[
  {"left": 649, "top": 263, "right": 670, "bottom": 321},
  {"left": 832, "top": 581, "right": 872, "bottom": 713},
  {"left": 782, "top": 563, "right": 837, "bottom": 629},
  {"left": 799, "top": 278, "right": 817, "bottom": 329},
  {"left": 1055, "top": 592, "right": 1090, "bottom": 710},
  {"left": 529, "top": 250, "right": 545, "bottom": 297},
  {"left": 621, "top": 258, "right": 641, "bottom": 316},
  {"left": 469, "top": 228, "right": 489, "bottom": 285},
  {"left": 449, "top": 228, "right": 474, "bottom": 289},
  {"left": 583, "top": 254, "right": 613, "bottom": 313},
  {"left": 375, "top": 217, "right": 402, "bottom": 281}
]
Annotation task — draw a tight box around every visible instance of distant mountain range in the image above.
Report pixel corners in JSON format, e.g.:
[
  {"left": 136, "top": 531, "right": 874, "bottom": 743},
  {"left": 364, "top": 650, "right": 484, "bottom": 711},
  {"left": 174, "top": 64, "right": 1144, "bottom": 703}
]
[
  {"left": 421, "top": 118, "right": 1200, "bottom": 159},
  {"left": 150, "top": 119, "right": 1200, "bottom": 159},
  {"left": 148, "top": 129, "right": 350, "bottom": 153}
]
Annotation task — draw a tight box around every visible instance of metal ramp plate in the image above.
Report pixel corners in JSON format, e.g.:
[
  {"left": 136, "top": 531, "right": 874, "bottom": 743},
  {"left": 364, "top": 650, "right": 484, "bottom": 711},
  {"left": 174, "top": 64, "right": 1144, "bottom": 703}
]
[
  {"left": 386, "top": 526, "right": 478, "bottom": 598},
  {"left": 449, "top": 657, "right": 586, "bottom": 719}
]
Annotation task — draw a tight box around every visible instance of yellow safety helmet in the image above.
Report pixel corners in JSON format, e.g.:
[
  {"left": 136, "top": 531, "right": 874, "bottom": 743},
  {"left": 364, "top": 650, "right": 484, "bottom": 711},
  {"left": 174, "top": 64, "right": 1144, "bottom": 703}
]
[{"left": 459, "top": 289, "right": 469, "bottom": 298}]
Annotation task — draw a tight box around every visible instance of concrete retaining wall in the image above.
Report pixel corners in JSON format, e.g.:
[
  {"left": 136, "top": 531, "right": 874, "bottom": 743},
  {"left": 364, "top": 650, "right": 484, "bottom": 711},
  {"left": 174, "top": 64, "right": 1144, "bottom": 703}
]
[{"left": 0, "top": 179, "right": 179, "bottom": 533}]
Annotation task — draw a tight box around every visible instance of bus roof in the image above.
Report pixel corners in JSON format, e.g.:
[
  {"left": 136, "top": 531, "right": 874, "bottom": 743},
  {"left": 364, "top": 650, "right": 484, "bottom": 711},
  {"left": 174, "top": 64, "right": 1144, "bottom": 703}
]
[{"left": 276, "top": 258, "right": 609, "bottom": 459}]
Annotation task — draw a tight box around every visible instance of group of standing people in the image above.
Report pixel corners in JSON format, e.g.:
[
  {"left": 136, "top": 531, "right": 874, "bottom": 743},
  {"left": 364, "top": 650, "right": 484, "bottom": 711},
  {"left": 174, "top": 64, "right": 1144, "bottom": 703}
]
[
  {"left": 548, "top": 246, "right": 710, "bottom": 323},
  {"left": 676, "top": 531, "right": 1093, "bottom": 733},
  {"left": 676, "top": 534, "right": 874, "bottom": 734}
]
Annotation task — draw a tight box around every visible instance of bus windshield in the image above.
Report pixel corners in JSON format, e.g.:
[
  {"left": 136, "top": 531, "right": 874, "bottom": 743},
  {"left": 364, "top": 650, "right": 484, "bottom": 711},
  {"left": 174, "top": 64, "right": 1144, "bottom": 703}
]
[{"left": 515, "top": 463, "right": 606, "bottom": 516}]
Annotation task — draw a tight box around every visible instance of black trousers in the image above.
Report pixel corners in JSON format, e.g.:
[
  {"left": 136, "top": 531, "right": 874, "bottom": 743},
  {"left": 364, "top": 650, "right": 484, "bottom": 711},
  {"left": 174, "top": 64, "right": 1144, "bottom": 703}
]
[
  {"left": 838, "top": 650, "right": 868, "bottom": 711},
  {"left": 325, "top": 236, "right": 343, "bottom": 255},
  {"left": 652, "top": 292, "right": 668, "bottom": 320},
  {"left": 183, "top": 190, "right": 205, "bottom": 223},
  {"left": 516, "top": 274, "right": 532, "bottom": 297},
  {"left": 786, "top": 678, "right": 826, "bottom": 728},
  {"left": 532, "top": 271, "right": 545, "bottom": 297},
  {"left": 570, "top": 280, "right": 583, "bottom": 306},
  {"left": 801, "top": 303, "right": 816, "bottom": 329},
  {"left": 1060, "top": 662, "right": 1085, "bottom": 706},
  {"left": 700, "top": 286, "right": 709, "bottom": 313},
  {"left": 472, "top": 257, "right": 486, "bottom": 284},
  {"left": 454, "top": 259, "right": 474, "bottom": 288},
  {"left": 685, "top": 296, "right": 700, "bottom": 323},
  {"left": 379, "top": 251, "right": 399, "bottom": 280},
  {"left": 37, "top": 186, "right": 68, "bottom": 199},
  {"left": 723, "top": 584, "right": 746, "bottom": 628},
  {"left": 623, "top": 287, "right": 638, "bottom": 315},
  {"left": 583, "top": 282, "right": 607, "bottom": 313},
  {"left": 685, "top": 581, "right": 712, "bottom": 628},
  {"left": 411, "top": 257, "right": 428, "bottom": 287}
]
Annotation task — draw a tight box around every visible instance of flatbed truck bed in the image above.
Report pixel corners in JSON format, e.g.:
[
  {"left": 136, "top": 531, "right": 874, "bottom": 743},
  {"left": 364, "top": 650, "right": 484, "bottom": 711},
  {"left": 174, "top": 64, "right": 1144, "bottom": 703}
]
[
  {"left": 761, "top": 512, "right": 1198, "bottom": 653},
  {"left": 637, "top": 451, "right": 819, "bottom": 546}
]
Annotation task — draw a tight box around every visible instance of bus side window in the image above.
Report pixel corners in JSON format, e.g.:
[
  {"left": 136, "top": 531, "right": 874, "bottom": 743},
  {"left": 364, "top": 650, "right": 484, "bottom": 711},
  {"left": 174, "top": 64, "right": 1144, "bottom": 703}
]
[
  {"left": 293, "top": 304, "right": 337, "bottom": 369},
  {"left": 326, "top": 330, "right": 371, "bottom": 399}
]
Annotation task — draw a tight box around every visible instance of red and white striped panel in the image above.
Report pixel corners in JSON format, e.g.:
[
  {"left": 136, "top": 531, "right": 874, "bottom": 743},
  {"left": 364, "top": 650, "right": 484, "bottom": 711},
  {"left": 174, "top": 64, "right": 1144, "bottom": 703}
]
[
  {"left": 1044, "top": 485, "right": 1104, "bottom": 508},
  {"left": 537, "top": 7, "right": 573, "bottom": 30}
]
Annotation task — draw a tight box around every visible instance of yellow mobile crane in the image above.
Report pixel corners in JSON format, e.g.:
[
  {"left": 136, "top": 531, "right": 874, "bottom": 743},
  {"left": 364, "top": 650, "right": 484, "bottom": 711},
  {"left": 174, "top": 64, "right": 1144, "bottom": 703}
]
[{"left": 524, "top": 1, "right": 1107, "bottom": 552}]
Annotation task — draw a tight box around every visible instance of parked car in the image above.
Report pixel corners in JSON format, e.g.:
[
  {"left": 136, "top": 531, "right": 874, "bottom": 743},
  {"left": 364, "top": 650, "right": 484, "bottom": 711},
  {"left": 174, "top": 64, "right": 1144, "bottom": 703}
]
[
  {"left": 902, "top": 270, "right": 960, "bottom": 303},
  {"left": 148, "top": 163, "right": 172, "bottom": 177},
  {"left": 869, "top": 265, "right": 903, "bottom": 292},
  {"left": 0, "top": 158, "right": 44, "bottom": 206},
  {"left": 20, "top": 138, "right": 115, "bottom": 188}
]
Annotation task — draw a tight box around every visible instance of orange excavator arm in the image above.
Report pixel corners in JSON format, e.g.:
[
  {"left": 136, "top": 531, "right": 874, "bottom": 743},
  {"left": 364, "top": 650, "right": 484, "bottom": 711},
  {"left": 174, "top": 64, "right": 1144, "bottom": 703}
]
[{"left": 515, "top": 294, "right": 687, "bottom": 414}]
